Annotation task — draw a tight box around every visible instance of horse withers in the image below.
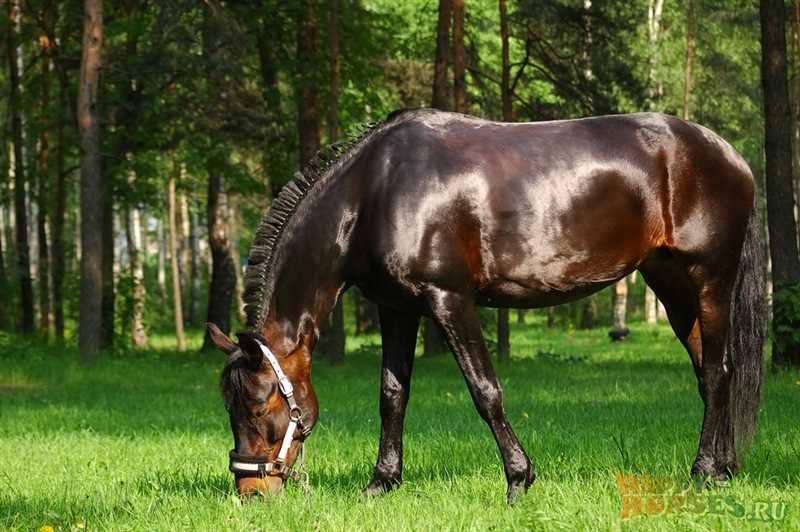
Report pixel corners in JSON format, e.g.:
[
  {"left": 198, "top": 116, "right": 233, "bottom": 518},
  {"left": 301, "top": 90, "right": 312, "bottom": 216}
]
[{"left": 207, "top": 109, "right": 765, "bottom": 503}]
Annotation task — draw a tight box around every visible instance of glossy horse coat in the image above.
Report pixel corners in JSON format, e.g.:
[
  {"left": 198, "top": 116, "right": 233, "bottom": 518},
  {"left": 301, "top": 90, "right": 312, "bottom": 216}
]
[{"left": 208, "top": 109, "right": 765, "bottom": 503}]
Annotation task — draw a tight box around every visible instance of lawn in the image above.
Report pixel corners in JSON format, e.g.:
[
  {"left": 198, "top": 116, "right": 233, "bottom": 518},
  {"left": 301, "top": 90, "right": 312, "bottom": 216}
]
[{"left": 1, "top": 319, "right": 798, "bottom": 531}]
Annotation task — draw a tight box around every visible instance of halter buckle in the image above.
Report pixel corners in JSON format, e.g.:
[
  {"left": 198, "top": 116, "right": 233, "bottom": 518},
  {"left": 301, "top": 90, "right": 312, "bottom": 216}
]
[{"left": 277, "top": 375, "right": 294, "bottom": 397}]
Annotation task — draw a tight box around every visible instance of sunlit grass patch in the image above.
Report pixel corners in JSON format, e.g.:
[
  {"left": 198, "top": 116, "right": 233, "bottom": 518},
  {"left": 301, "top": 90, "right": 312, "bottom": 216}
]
[{"left": 1, "top": 322, "right": 798, "bottom": 530}]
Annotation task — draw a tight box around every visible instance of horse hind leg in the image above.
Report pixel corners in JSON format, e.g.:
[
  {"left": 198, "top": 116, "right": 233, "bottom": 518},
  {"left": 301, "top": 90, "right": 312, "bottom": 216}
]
[
  {"left": 639, "top": 253, "right": 738, "bottom": 481},
  {"left": 638, "top": 255, "right": 702, "bottom": 379}
]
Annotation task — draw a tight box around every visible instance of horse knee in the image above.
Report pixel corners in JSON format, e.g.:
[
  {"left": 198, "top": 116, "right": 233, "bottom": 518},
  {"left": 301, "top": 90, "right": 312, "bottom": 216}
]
[
  {"left": 380, "top": 368, "right": 407, "bottom": 405},
  {"left": 473, "top": 383, "right": 504, "bottom": 420}
]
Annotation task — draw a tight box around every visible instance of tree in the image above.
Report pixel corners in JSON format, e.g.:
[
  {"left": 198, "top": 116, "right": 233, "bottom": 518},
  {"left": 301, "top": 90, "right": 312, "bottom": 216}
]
[
  {"left": 644, "top": 0, "right": 665, "bottom": 325},
  {"left": 453, "top": 0, "right": 466, "bottom": 113},
  {"left": 610, "top": 277, "right": 629, "bottom": 341},
  {"left": 203, "top": 162, "right": 237, "bottom": 350},
  {"left": 297, "top": 0, "right": 321, "bottom": 167},
  {"left": 424, "top": 0, "right": 455, "bottom": 357},
  {"left": 792, "top": 1, "right": 800, "bottom": 230},
  {"left": 78, "top": 0, "right": 105, "bottom": 360},
  {"left": 6, "top": 0, "right": 35, "bottom": 335},
  {"left": 500, "top": 0, "right": 512, "bottom": 120},
  {"left": 37, "top": 0, "right": 55, "bottom": 336},
  {"left": 319, "top": 0, "right": 346, "bottom": 365},
  {"left": 124, "top": 165, "right": 147, "bottom": 348},
  {"left": 760, "top": 0, "right": 800, "bottom": 368},
  {"left": 201, "top": 3, "right": 237, "bottom": 350},
  {"left": 50, "top": 2, "right": 71, "bottom": 342},
  {"left": 168, "top": 165, "right": 186, "bottom": 352},
  {"left": 683, "top": 0, "right": 695, "bottom": 121},
  {"left": 432, "top": 0, "right": 451, "bottom": 110},
  {"left": 496, "top": 0, "right": 511, "bottom": 361}
]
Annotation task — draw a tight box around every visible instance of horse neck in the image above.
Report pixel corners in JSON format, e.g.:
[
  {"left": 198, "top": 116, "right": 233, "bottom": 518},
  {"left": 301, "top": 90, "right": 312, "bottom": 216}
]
[{"left": 262, "top": 172, "right": 359, "bottom": 353}]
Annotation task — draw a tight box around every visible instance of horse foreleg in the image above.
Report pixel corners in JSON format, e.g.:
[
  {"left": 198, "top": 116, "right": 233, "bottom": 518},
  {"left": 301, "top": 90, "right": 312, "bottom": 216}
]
[
  {"left": 426, "top": 288, "right": 534, "bottom": 504},
  {"left": 363, "top": 305, "right": 420, "bottom": 496}
]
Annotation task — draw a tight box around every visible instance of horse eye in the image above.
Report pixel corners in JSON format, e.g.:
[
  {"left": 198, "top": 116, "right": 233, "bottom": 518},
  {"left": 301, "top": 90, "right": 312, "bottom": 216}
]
[{"left": 253, "top": 405, "right": 268, "bottom": 418}]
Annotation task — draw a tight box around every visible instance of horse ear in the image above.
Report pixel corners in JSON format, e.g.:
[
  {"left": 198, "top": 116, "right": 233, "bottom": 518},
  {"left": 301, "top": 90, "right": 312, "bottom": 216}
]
[
  {"left": 236, "top": 331, "right": 267, "bottom": 364},
  {"left": 206, "top": 323, "right": 237, "bottom": 355}
]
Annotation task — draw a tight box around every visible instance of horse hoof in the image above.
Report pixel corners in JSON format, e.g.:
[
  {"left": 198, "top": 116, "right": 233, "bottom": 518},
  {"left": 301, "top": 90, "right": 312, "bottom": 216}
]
[
  {"left": 362, "top": 477, "right": 399, "bottom": 498},
  {"left": 691, "top": 460, "right": 734, "bottom": 487},
  {"left": 506, "top": 482, "right": 528, "bottom": 505},
  {"left": 506, "top": 466, "right": 535, "bottom": 505}
]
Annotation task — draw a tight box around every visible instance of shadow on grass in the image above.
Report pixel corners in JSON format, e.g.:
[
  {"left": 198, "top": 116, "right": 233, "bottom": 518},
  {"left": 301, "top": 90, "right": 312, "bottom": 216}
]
[{"left": 3, "top": 330, "right": 798, "bottom": 498}]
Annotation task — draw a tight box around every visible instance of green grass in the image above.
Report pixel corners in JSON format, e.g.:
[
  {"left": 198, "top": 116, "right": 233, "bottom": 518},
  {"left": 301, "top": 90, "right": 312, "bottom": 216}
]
[{"left": 1, "top": 319, "right": 798, "bottom": 531}]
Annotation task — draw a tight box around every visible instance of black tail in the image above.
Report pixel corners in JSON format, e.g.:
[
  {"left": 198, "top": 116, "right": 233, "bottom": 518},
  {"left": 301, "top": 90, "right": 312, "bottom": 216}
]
[{"left": 727, "top": 207, "right": 767, "bottom": 450}]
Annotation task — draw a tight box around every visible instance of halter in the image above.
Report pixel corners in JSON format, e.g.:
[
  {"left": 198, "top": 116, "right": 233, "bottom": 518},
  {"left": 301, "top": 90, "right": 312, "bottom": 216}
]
[{"left": 228, "top": 339, "right": 311, "bottom": 491}]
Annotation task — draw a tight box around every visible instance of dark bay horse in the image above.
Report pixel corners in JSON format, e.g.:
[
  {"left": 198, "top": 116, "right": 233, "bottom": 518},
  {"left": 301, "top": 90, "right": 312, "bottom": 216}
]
[{"left": 207, "top": 109, "right": 765, "bottom": 503}]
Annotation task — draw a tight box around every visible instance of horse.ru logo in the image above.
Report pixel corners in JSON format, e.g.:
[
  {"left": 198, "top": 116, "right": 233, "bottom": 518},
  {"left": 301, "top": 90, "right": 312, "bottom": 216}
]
[{"left": 615, "top": 473, "right": 789, "bottom": 522}]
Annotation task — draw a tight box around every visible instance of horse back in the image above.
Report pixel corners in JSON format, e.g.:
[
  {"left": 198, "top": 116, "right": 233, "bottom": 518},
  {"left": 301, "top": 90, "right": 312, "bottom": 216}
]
[{"left": 350, "top": 110, "right": 754, "bottom": 307}]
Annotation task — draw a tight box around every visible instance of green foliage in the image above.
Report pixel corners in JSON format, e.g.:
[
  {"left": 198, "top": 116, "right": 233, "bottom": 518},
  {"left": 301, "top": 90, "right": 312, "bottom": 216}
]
[
  {"left": 0, "top": 0, "right": 777, "bottom": 351},
  {"left": 771, "top": 282, "right": 800, "bottom": 354}
]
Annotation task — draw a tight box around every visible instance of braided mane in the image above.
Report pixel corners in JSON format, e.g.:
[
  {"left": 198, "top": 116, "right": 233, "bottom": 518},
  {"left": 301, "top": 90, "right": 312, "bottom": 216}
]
[{"left": 242, "top": 119, "right": 389, "bottom": 332}]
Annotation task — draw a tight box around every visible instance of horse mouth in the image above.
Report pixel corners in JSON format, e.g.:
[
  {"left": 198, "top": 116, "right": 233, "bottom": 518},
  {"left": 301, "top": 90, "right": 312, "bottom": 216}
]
[{"left": 236, "top": 475, "right": 284, "bottom": 497}]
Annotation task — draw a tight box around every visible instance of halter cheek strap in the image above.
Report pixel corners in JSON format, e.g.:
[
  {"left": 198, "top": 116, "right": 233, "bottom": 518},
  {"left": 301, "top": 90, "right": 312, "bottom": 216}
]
[{"left": 228, "top": 339, "right": 311, "bottom": 489}]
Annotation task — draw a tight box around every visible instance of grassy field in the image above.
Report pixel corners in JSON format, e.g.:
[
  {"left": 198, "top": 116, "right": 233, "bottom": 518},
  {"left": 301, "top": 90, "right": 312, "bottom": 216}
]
[{"left": 1, "top": 318, "right": 798, "bottom": 531}]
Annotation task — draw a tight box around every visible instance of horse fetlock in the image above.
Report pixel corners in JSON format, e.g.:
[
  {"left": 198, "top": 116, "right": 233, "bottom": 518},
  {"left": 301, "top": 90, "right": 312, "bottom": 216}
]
[
  {"left": 363, "top": 472, "right": 402, "bottom": 497},
  {"left": 691, "top": 454, "right": 735, "bottom": 483}
]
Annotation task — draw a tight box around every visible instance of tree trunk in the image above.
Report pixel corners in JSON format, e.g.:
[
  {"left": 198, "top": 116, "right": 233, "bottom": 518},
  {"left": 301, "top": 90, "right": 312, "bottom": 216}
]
[
  {"left": 432, "top": 0, "right": 452, "bottom": 110},
  {"left": 179, "top": 187, "right": 192, "bottom": 319},
  {"left": 328, "top": 0, "right": 340, "bottom": 143},
  {"left": 424, "top": 319, "right": 448, "bottom": 356},
  {"left": 495, "top": 0, "right": 515, "bottom": 355},
  {"left": 229, "top": 203, "right": 246, "bottom": 325},
  {"left": 317, "top": 0, "right": 346, "bottom": 365},
  {"left": 611, "top": 278, "right": 629, "bottom": 339},
  {"left": 101, "top": 190, "right": 114, "bottom": 348},
  {"left": 500, "top": 0, "right": 512, "bottom": 121},
  {"left": 516, "top": 309, "right": 525, "bottom": 324},
  {"left": 78, "top": 0, "right": 105, "bottom": 360},
  {"left": 125, "top": 167, "right": 147, "bottom": 348},
  {"left": 424, "top": 0, "right": 455, "bottom": 357},
  {"left": 546, "top": 306, "right": 555, "bottom": 328},
  {"left": 187, "top": 200, "right": 199, "bottom": 325},
  {"left": 683, "top": 0, "right": 695, "bottom": 121},
  {"left": 202, "top": 165, "right": 236, "bottom": 350},
  {"left": 354, "top": 288, "right": 379, "bottom": 334},
  {"left": 761, "top": 0, "right": 800, "bottom": 368},
  {"left": 52, "top": 18, "right": 68, "bottom": 342},
  {"left": 297, "top": 0, "right": 321, "bottom": 167},
  {"left": 157, "top": 218, "right": 168, "bottom": 303},
  {"left": 452, "top": 0, "right": 466, "bottom": 113},
  {"left": 6, "top": 0, "right": 35, "bottom": 334},
  {"left": 168, "top": 167, "right": 186, "bottom": 351},
  {"left": 37, "top": 1, "right": 55, "bottom": 336},
  {"left": 644, "top": 0, "right": 665, "bottom": 323},
  {"left": 0, "top": 204, "right": 6, "bottom": 329},
  {"left": 647, "top": 0, "right": 665, "bottom": 104},
  {"left": 792, "top": 1, "right": 800, "bottom": 238},
  {"left": 645, "top": 285, "right": 658, "bottom": 324},
  {"left": 497, "top": 308, "right": 510, "bottom": 361},
  {"left": 579, "top": 296, "right": 597, "bottom": 329}
]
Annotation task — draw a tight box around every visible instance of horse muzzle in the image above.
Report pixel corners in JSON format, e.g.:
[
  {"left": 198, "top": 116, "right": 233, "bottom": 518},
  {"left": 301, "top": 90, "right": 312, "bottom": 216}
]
[{"left": 236, "top": 474, "right": 284, "bottom": 497}]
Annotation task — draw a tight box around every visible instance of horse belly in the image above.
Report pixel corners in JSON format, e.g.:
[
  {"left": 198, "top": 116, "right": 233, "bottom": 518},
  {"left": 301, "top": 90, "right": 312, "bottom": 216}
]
[{"left": 477, "top": 173, "right": 655, "bottom": 307}]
